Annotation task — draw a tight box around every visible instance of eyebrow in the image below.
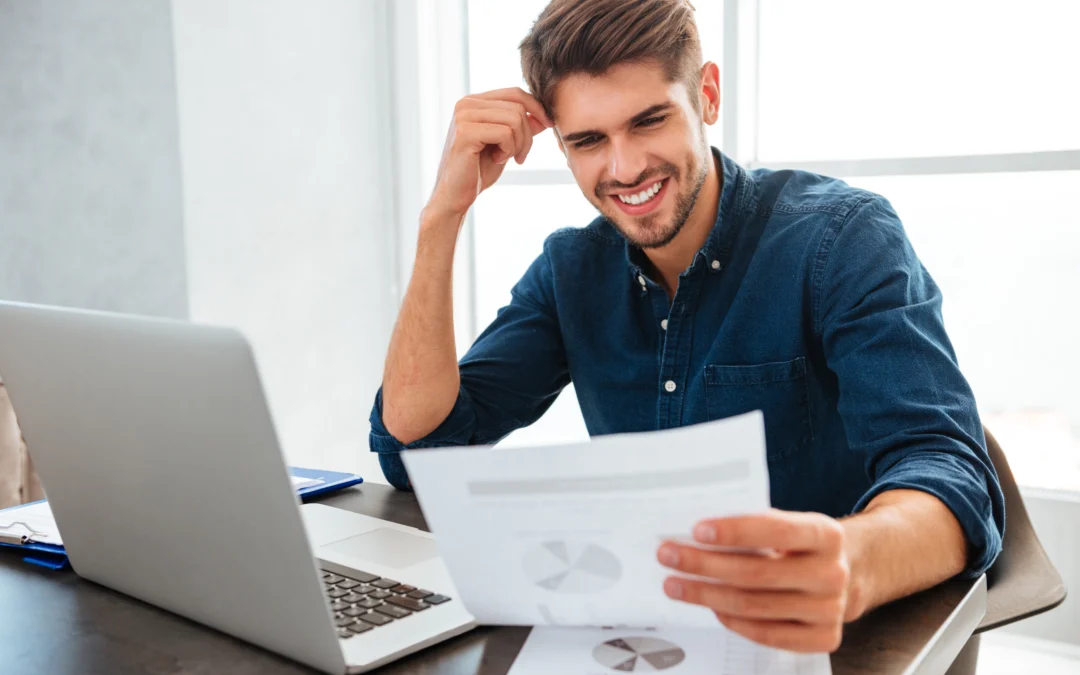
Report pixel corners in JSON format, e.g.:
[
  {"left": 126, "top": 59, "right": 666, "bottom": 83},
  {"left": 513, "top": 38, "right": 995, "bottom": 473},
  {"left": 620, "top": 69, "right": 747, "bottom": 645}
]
[{"left": 561, "top": 102, "right": 675, "bottom": 144}]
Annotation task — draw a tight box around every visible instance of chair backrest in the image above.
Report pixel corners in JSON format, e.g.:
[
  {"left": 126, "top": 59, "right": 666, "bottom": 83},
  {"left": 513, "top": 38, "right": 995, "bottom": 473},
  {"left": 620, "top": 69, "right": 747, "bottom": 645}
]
[{"left": 977, "top": 427, "right": 1067, "bottom": 631}]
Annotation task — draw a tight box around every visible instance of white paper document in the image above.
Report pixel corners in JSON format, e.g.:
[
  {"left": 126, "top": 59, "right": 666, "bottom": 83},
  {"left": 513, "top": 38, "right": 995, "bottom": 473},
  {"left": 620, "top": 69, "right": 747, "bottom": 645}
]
[
  {"left": 402, "top": 411, "right": 772, "bottom": 629},
  {"left": 508, "top": 627, "right": 831, "bottom": 675},
  {"left": 290, "top": 475, "right": 324, "bottom": 490},
  {"left": 0, "top": 500, "right": 63, "bottom": 546}
]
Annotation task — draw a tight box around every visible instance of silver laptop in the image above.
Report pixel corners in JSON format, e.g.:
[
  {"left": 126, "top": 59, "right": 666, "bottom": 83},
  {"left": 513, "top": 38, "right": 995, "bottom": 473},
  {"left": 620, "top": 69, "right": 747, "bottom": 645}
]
[{"left": 0, "top": 300, "right": 476, "bottom": 674}]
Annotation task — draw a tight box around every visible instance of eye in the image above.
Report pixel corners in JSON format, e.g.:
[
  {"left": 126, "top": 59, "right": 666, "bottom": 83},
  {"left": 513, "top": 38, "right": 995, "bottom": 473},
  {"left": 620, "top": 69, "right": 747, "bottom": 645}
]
[
  {"left": 573, "top": 135, "right": 601, "bottom": 149},
  {"left": 638, "top": 115, "right": 668, "bottom": 128}
]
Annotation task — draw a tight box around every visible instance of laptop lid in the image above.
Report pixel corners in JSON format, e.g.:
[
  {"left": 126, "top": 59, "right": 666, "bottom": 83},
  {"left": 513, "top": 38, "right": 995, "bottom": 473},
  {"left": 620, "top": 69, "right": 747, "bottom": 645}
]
[{"left": 0, "top": 301, "right": 345, "bottom": 674}]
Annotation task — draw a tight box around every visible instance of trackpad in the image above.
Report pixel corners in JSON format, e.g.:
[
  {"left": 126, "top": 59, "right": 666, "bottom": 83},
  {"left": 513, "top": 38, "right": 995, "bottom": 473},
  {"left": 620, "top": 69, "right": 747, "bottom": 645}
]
[{"left": 324, "top": 528, "right": 439, "bottom": 569}]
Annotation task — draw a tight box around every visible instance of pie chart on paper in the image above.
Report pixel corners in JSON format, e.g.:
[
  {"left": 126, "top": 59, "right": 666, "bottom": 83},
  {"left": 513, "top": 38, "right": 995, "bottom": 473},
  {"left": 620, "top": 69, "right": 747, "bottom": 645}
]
[
  {"left": 521, "top": 541, "right": 622, "bottom": 593},
  {"left": 592, "top": 636, "right": 687, "bottom": 672}
]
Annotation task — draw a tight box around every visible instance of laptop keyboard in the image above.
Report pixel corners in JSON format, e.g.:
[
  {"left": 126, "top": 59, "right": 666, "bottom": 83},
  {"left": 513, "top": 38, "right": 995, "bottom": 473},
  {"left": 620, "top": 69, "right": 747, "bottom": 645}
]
[{"left": 321, "top": 569, "right": 452, "bottom": 639}]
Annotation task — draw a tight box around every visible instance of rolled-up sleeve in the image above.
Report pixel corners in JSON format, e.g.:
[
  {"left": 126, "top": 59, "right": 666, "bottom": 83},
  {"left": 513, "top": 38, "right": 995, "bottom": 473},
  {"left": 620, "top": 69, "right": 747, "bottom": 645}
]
[
  {"left": 819, "top": 195, "right": 1005, "bottom": 577},
  {"left": 369, "top": 242, "right": 570, "bottom": 490}
]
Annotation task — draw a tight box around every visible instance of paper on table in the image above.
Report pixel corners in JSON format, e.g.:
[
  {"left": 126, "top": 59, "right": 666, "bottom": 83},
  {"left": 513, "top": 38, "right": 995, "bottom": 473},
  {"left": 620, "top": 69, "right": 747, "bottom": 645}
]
[
  {"left": 290, "top": 475, "right": 324, "bottom": 490},
  {"left": 508, "top": 627, "right": 831, "bottom": 675},
  {"left": 0, "top": 500, "right": 63, "bottom": 546},
  {"left": 402, "top": 411, "right": 772, "bottom": 629}
]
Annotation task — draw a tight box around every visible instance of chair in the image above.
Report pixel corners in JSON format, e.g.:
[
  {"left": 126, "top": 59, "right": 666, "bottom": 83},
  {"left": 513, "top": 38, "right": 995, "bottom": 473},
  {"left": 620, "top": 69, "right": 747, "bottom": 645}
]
[{"left": 945, "top": 427, "right": 1068, "bottom": 674}]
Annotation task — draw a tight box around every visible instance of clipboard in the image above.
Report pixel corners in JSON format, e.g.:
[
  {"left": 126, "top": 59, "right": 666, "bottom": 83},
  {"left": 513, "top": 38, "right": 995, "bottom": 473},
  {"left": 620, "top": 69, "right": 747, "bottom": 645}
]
[{"left": 0, "top": 500, "right": 68, "bottom": 570}]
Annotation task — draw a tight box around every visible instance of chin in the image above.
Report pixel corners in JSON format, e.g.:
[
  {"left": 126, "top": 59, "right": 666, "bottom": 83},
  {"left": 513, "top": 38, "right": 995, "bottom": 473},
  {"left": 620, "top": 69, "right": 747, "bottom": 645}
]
[{"left": 609, "top": 214, "right": 681, "bottom": 249}]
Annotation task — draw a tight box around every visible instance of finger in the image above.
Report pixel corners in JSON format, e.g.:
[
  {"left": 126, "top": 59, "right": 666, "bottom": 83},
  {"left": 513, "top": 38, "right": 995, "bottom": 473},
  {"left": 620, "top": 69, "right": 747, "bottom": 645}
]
[
  {"left": 470, "top": 87, "right": 553, "bottom": 128},
  {"left": 454, "top": 122, "right": 515, "bottom": 164},
  {"left": 663, "top": 577, "right": 846, "bottom": 624},
  {"left": 527, "top": 114, "right": 547, "bottom": 136},
  {"left": 458, "top": 95, "right": 549, "bottom": 144},
  {"left": 456, "top": 109, "right": 527, "bottom": 163},
  {"left": 715, "top": 614, "right": 843, "bottom": 653},
  {"left": 455, "top": 99, "right": 534, "bottom": 160},
  {"left": 693, "top": 510, "right": 845, "bottom": 554},
  {"left": 657, "top": 544, "right": 850, "bottom": 594}
]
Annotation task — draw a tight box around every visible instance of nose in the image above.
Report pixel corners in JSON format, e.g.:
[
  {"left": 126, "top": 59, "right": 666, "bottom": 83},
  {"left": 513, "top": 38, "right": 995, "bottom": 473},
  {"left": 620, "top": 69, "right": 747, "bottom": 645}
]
[{"left": 607, "top": 137, "right": 648, "bottom": 186}]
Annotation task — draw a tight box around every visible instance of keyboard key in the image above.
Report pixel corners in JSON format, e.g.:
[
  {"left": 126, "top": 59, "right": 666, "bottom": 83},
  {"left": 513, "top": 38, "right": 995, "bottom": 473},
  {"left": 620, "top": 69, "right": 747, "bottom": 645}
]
[
  {"left": 374, "top": 604, "right": 412, "bottom": 619},
  {"left": 359, "top": 612, "right": 393, "bottom": 626},
  {"left": 369, "top": 590, "right": 391, "bottom": 600},
  {"left": 351, "top": 571, "right": 380, "bottom": 583},
  {"left": 371, "top": 578, "right": 400, "bottom": 589},
  {"left": 337, "top": 628, "right": 353, "bottom": 639},
  {"left": 338, "top": 579, "right": 362, "bottom": 590},
  {"left": 391, "top": 584, "right": 416, "bottom": 593},
  {"left": 386, "top": 595, "right": 429, "bottom": 612},
  {"left": 347, "top": 622, "right": 373, "bottom": 634},
  {"left": 335, "top": 617, "right": 355, "bottom": 627},
  {"left": 425, "top": 595, "right": 451, "bottom": 605},
  {"left": 329, "top": 600, "right": 348, "bottom": 612},
  {"left": 407, "top": 589, "right": 433, "bottom": 599},
  {"left": 357, "top": 598, "right": 382, "bottom": 609},
  {"left": 342, "top": 592, "right": 365, "bottom": 603},
  {"left": 323, "top": 573, "right": 344, "bottom": 584},
  {"left": 356, "top": 585, "right": 376, "bottom": 595},
  {"left": 343, "top": 606, "right": 367, "bottom": 617},
  {"left": 328, "top": 588, "right": 350, "bottom": 599}
]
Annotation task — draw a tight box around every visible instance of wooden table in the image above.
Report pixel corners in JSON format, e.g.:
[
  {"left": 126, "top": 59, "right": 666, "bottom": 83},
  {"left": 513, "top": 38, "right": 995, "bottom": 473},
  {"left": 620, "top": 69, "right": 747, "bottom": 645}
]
[{"left": 0, "top": 483, "right": 985, "bottom": 674}]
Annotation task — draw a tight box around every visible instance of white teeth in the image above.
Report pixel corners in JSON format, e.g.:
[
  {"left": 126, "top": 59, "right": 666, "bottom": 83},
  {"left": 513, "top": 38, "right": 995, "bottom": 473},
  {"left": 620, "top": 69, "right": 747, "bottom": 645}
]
[{"left": 617, "top": 179, "right": 663, "bottom": 205}]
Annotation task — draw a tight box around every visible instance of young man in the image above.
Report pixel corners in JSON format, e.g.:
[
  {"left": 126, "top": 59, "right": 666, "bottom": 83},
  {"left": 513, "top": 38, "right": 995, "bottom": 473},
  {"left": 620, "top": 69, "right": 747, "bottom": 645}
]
[{"left": 369, "top": 0, "right": 1004, "bottom": 653}]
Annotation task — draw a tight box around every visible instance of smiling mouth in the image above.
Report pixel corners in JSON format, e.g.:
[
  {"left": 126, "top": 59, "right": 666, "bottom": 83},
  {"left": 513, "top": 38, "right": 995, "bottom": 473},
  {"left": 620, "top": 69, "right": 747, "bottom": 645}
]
[
  {"left": 614, "top": 178, "right": 665, "bottom": 205},
  {"left": 609, "top": 177, "right": 669, "bottom": 216}
]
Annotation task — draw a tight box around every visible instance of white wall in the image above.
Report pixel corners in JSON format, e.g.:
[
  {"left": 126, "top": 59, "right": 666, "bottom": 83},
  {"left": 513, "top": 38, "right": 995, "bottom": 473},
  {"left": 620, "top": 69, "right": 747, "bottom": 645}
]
[
  {"left": 170, "top": 0, "right": 398, "bottom": 482},
  {"left": 0, "top": 0, "right": 188, "bottom": 318}
]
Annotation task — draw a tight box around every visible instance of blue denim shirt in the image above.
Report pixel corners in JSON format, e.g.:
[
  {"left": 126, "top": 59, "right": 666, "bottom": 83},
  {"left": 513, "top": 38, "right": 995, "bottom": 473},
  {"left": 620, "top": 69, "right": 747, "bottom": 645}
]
[{"left": 370, "top": 149, "right": 1005, "bottom": 577}]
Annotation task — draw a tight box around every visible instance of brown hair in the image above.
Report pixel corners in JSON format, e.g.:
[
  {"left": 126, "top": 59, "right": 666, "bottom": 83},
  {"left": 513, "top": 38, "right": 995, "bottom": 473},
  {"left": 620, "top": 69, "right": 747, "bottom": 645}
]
[{"left": 519, "top": 0, "right": 703, "bottom": 122}]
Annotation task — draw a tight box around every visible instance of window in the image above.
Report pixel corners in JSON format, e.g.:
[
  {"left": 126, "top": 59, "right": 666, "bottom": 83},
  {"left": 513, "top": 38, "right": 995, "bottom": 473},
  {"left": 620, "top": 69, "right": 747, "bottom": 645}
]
[
  {"left": 755, "top": 0, "right": 1080, "bottom": 161},
  {"left": 461, "top": 1, "right": 1080, "bottom": 491}
]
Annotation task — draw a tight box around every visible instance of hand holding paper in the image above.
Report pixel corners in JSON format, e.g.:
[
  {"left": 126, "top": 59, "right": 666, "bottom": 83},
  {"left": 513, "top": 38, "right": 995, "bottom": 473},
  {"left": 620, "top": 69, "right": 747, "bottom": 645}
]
[{"left": 658, "top": 509, "right": 850, "bottom": 653}]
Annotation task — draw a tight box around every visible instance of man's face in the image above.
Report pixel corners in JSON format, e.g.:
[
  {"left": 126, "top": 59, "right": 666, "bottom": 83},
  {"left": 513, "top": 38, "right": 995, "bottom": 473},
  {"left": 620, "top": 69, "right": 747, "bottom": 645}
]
[{"left": 552, "top": 61, "right": 712, "bottom": 249}]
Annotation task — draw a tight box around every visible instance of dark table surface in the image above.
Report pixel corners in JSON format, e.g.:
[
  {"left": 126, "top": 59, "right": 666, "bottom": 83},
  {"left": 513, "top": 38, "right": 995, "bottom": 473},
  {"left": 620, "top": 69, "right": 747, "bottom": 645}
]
[{"left": 0, "top": 482, "right": 981, "bottom": 674}]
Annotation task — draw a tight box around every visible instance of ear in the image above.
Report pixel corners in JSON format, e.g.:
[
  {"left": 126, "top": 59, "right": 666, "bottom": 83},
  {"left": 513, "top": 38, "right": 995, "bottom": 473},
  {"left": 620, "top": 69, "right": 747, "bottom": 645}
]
[{"left": 699, "top": 61, "right": 721, "bottom": 126}]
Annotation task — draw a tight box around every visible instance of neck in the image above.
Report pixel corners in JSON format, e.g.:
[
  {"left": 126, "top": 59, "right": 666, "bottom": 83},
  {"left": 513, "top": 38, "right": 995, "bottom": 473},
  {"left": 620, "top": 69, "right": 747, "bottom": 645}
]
[{"left": 644, "top": 152, "right": 722, "bottom": 298}]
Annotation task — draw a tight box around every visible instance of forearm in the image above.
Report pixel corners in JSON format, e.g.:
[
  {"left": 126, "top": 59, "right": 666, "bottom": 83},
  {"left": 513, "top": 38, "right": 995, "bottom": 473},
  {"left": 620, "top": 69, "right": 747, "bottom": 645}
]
[
  {"left": 381, "top": 208, "right": 466, "bottom": 445},
  {"left": 841, "top": 488, "right": 968, "bottom": 620}
]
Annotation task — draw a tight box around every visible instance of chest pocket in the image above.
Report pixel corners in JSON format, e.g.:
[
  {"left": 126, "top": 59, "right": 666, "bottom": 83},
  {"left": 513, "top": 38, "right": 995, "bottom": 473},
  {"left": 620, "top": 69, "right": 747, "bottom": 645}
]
[{"left": 704, "top": 357, "right": 813, "bottom": 460}]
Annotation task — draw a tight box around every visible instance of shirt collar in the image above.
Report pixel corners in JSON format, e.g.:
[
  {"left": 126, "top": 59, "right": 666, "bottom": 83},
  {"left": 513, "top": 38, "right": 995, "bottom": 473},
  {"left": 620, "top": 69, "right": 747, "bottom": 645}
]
[{"left": 624, "top": 147, "right": 743, "bottom": 283}]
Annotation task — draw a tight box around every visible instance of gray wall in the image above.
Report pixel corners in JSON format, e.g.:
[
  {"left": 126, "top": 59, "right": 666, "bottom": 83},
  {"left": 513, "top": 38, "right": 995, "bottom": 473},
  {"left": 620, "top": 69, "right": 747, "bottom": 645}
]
[{"left": 0, "top": 0, "right": 188, "bottom": 318}]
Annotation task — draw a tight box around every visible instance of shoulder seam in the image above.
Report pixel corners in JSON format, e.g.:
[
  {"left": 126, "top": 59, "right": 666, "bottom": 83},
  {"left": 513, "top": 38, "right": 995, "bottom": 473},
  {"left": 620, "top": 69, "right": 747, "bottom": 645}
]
[{"left": 811, "top": 193, "right": 882, "bottom": 336}]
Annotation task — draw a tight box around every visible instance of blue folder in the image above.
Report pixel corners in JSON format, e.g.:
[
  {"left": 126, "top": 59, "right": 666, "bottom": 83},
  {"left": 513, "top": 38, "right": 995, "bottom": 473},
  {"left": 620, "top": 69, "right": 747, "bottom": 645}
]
[
  {"left": 290, "top": 466, "right": 364, "bottom": 501},
  {"left": 0, "top": 466, "right": 363, "bottom": 570}
]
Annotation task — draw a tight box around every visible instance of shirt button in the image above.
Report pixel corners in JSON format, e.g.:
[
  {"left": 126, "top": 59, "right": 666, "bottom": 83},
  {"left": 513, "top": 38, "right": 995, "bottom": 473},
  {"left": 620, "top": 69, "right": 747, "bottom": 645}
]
[
  {"left": 711, "top": 260, "right": 721, "bottom": 270},
  {"left": 660, "top": 319, "right": 668, "bottom": 330},
  {"left": 638, "top": 274, "right": 646, "bottom": 287},
  {"left": 664, "top": 380, "right": 677, "bottom": 393}
]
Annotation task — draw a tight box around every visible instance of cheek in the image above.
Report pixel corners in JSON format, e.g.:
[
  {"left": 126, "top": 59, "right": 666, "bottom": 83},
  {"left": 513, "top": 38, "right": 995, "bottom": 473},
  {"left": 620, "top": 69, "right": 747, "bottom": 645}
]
[{"left": 568, "top": 159, "right": 605, "bottom": 197}]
